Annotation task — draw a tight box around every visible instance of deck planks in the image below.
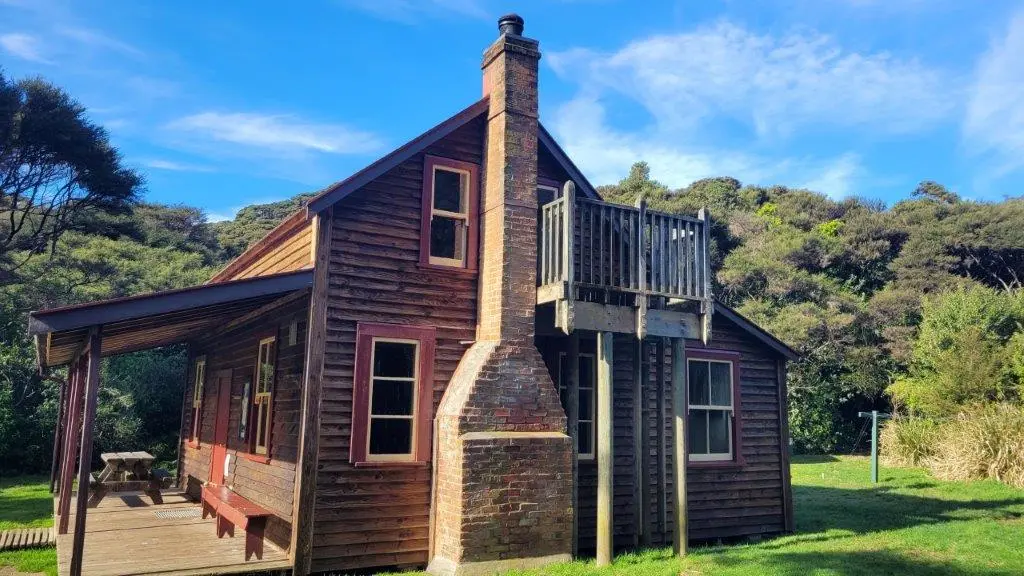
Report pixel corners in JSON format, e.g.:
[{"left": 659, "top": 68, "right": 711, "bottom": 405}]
[
  {"left": 54, "top": 489, "right": 290, "bottom": 576},
  {"left": 0, "top": 527, "right": 53, "bottom": 551}
]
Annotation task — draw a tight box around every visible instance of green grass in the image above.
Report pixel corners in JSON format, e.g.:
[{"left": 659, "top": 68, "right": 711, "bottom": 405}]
[
  {"left": 4, "top": 458, "right": 1024, "bottom": 576},
  {"left": 0, "top": 475, "right": 53, "bottom": 531},
  {"left": 413, "top": 456, "right": 1024, "bottom": 576},
  {"left": 0, "top": 475, "right": 57, "bottom": 575}
]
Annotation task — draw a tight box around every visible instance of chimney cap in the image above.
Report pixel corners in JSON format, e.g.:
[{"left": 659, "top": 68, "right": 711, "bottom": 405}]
[{"left": 498, "top": 13, "right": 524, "bottom": 36}]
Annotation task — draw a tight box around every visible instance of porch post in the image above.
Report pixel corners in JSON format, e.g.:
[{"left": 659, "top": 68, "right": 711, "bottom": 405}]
[
  {"left": 638, "top": 338, "right": 652, "bottom": 547},
  {"left": 58, "top": 356, "right": 84, "bottom": 534},
  {"left": 70, "top": 328, "right": 102, "bottom": 576},
  {"left": 671, "top": 337, "right": 688, "bottom": 556},
  {"left": 50, "top": 376, "right": 67, "bottom": 493},
  {"left": 566, "top": 331, "right": 580, "bottom": 557},
  {"left": 596, "top": 331, "right": 614, "bottom": 566}
]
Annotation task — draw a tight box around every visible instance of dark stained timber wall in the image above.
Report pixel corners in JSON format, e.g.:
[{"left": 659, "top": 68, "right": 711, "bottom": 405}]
[{"left": 179, "top": 297, "right": 309, "bottom": 550}]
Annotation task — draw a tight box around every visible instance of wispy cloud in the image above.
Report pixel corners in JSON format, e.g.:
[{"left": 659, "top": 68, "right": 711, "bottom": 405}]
[
  {"left": 963, "top": 10, "right": 1024, "bottom": 177},
  {"left": 0, "top": 32, "right": 51, "bottom": 64},
  {"left": 548, "top": 22, "right": 954, "bottom": 138},
  {"left": 165, "top": 112, "right": 384, "bottom": 156},
  {"left": 551, "top": 96, "right": 863, "bottom": 198},
  {"left": 143, "top": 159, "right": 216, "bottom": 173},
  {"left": 55, "top": 26, "right": 144, "bottom": 58}
]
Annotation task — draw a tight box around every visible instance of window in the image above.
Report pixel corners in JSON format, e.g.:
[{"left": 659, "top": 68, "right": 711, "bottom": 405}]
[
  {"left": 189, "top": 356, "right": 206, "bottom": 443},
  {"left": 557, "top": 353, "right": 596, "bottom": 460},
  {"left": 351, "top": 323, "right": 435, "bottom": 465},
  {"left": 537, "top": 180, "right": 560, "bottom": 205},
  {"left": 252, "top": 337, "right": 276, "bottom": 455},
  {"left": 420, "top": 156, "right": 479, "bottom": 270},
  {"left": 688, "top": 355, "right": 739, "bottom": 462}
]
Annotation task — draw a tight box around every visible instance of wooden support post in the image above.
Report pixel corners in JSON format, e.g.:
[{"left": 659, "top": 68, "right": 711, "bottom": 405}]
[
  {"left": 635, "top": 195, "right": 647, "bottom": 339},
  {"left": 697, "top": 208, "right": 713, "bottom": 345},
  {"left": 70, "top": 328, "right": 102, "bottom": 576},
  {"left": 58, "top": 358, "right": 84, "bottom": 534},
  {"left": 671, "top": 337, "right": 688, "bottom": 556},
  {"left": 656, "top": 338, "right": 667, "bottom": 538},
  {"left": 632, "top": 336, "right": 644, "bottom": 547},
  {"left": 566, "top": 331, "right": 580, "bottom": 557},
  {"left": 596, "top": 331, "right": 614, "bottom": 567},
  {"left": 49, "top": 376, "right": 67, "bottom": 493},
  {"left": 560, "top": 181, "right": 576, "bottom": 335},
  {"left": 292, "top": 210, "right": 332, "bottom": 576}
]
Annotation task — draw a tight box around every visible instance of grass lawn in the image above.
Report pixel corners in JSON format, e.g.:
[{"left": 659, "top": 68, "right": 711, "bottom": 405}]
[
  {"left": 0, "top": 475, "right": 56, "bottom": 575},
  {"left": 3, "top": 457, "right": 1023, "bottom": 576}
]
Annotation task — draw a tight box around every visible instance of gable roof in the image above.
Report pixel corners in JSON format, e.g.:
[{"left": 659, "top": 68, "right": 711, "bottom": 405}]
[
  {"left": 715, "top": 300, "right": 799, "bottom": 361},
  {"left": 305, "top": 97, "right": 599, "bottom": 214}
]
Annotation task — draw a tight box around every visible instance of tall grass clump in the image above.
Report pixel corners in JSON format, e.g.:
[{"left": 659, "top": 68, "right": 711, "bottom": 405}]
[
  {"left": 880, "top": 417, "right": 938, "bottom": 467},
  {"left": 926, "top": 404, "right": 1024, "bottom": 489}
]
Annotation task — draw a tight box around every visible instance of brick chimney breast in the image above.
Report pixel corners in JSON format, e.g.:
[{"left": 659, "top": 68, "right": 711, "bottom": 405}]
[{"left": 429, "top": 14, "right": 574, "bottom": 576}]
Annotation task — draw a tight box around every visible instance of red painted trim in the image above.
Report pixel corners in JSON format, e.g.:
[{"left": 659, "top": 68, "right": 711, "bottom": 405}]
[
  {"left": 209, "top": 369, "right": 233, "bottom": 485},
  {"left": 684, "top": 348, "right": 746, "bottom": 468},
  {"left": 238, "top": 452, "right": 271, "bottom": 465},
  {"left": 419, "top": 155, "right": 480, "bottom": 271},
  {"left": 350, "top": 322, "right": 437, "bottom": 465}
]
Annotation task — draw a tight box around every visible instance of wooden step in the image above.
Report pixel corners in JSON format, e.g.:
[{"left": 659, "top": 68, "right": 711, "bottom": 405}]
[{"left": 0, "top": 527, "right": 54, "bottom": 551}]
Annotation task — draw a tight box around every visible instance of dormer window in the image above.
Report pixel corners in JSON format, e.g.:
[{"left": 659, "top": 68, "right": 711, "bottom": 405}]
[{"left": 420, "top": 156, "right": 479, "bottom": 271}]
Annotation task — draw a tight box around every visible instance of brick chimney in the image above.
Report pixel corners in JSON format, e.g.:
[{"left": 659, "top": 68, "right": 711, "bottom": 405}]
[{"left": 428, "top": 14, "right": 574, "bottom": 576}]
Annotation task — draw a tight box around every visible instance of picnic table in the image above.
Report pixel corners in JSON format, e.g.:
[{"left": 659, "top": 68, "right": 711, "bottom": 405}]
[{"left": 88, "top": 451, "right": 168, "bottom": 507}]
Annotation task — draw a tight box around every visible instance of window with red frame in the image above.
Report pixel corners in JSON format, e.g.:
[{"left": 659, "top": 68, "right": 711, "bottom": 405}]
[
  {"left": 420, "top": 156, "right": 479, "bottom": 270},
  {"left": 350, "top": 323, "right": 435, "bottom": 464},
  {"left": 189, "top": 356, "right": 206, "bottom": 443},
  {"left": 687, "top": 353, "right": 741, "bottom": 463},
  {"left": 251, "top": 336, "right": 276, "bottom": 455}
]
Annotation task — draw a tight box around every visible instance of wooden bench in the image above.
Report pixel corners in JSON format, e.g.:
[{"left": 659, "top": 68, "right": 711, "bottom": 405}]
[{"left": 200, "top": 484, "right": 271, "bottom": 561}]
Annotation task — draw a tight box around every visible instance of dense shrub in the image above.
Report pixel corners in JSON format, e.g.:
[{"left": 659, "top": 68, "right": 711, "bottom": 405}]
[
  {"left": 927, "top": 404, "right": 1024, "bottom": 489},
  {"left": 881, "top": 404, "right": 1024, "bottom": 489},
  {"left": 880, "top": 417, "right": 939, "bottom": 467}
]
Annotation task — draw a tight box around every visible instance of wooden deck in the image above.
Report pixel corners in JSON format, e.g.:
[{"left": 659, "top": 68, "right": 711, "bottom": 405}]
[{"left": 55, "top": 489, "right": 291, "bottom": 576}]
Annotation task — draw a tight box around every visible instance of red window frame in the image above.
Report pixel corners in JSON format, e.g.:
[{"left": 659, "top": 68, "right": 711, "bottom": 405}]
[
  {"left": 350, "top": 323, "right": 436, "bottom": 466},
  {"left": 419, "top": 155, "right": 480, "bottom": 272},
  {"left": 188, "top": 355, "right": 206, "bottom": 447},
  {"left": 685, "top": 348, "right": 745, "bottom": 468}
]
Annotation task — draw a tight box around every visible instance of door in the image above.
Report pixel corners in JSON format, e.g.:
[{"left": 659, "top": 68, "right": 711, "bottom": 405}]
[{"left": 209, "top": 370, "right": 232, "bottom": 485}]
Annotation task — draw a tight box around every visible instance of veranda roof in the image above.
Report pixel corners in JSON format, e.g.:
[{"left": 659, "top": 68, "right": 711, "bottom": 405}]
[{"left": 29, "top": 269, "right": 313, "bottom": 370}]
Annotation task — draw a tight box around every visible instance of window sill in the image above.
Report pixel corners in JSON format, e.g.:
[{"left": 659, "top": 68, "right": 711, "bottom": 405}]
[
  {"left": 688, "top": 459, "right": 745, "bottom": 469},
  {"left": 239, "top": 452, "right": 271, "bottom": 465},
  {"left": 416, "top": 262, "right": 478, "bottom": 277},
  {"left": 353, "top": 461, "right": 429, "bottom": 469}
]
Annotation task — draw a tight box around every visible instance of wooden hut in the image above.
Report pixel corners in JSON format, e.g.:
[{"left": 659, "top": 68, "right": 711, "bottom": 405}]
[{"left": 29, "top": 13, "right": 796, "bottom": 576}]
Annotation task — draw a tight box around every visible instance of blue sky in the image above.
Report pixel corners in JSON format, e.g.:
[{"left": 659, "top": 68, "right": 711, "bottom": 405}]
[{"left": 2, "top": 0, "right": 1023, "bottom": 220}]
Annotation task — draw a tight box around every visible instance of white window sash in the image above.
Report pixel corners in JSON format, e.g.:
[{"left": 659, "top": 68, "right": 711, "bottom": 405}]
[
  {"left": 428, "top": 165, "right": 471, "bottom": 267},
  {"left": 366, "top": 338, "right": 420, "bottom": 462},
  {"left": 557, "top": 352, "right": 597, "bottom": 461},
  {"left": 687, "top": 358, "right": 736, "bottom": 462}
]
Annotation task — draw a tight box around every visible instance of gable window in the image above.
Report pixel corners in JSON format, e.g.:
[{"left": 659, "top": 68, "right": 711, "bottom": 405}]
[
  {"left": 252, "top": 336, "right": 276, "bottom": 455},
  {"left": 351, "top": 323, "right": 435, "bottom": 465},
  {"left": 420, "top": 156, "right": 479, "bottom": 270},
  {"left": 189, "top": 356, "right": 206, "bottom": 443},
  {"left": 557, "top": 352, "right": 596, "bottom": 460},
  {"left": 687, "top": 353, "right": 741, "bottom": 462}
]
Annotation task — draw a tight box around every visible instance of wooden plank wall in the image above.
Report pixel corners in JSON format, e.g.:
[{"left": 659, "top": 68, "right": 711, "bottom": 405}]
[
  {"left": 179, "top": 297, "right": 309, "bottom": 550},
  {"left": 540, "top": 312, "right": 787, "bottom": 552},
  {"left": 220, "top": 222, "right": 314, "bottom": 282},
  {"left": 311, "top": 117, "right": 487, "bottom": 573}
]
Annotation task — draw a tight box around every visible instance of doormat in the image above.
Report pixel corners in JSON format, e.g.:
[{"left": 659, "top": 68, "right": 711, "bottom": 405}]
[{"left": 154, "top": 508, "right": 203, "bottom": 520}]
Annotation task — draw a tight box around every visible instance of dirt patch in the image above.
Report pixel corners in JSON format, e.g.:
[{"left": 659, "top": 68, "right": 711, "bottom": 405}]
[{"left": 0, "top": 566, "right": 44, "bottom": 576}]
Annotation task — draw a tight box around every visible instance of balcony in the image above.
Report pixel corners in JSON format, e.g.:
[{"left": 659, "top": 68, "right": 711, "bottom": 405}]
[{"left": 537, "top": 185, "right": 713, "bottom": 341}]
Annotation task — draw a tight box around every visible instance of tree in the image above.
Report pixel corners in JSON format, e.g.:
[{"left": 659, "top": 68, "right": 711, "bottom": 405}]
[{"left": 0, "top": 70, "right": 141, "bottom": 284}]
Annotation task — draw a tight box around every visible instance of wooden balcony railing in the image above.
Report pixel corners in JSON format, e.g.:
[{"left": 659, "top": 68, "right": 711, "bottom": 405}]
[{"left": 538, "top": 184, "right": 712, "bottom": 305}]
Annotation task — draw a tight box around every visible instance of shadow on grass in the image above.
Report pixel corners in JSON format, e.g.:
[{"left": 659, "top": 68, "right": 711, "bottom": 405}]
[
  {"left": 714, "top": 549, "right": 1020, "bottom": 576},
  {"left": 0, "top": 476, "right": 52, "bottom": 529},
  {"left": 790, "top": 454, "right": 840, "bottom": 464},
  {"left": 790, "top": 484, "right": 1024, "bottom": 537}
]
